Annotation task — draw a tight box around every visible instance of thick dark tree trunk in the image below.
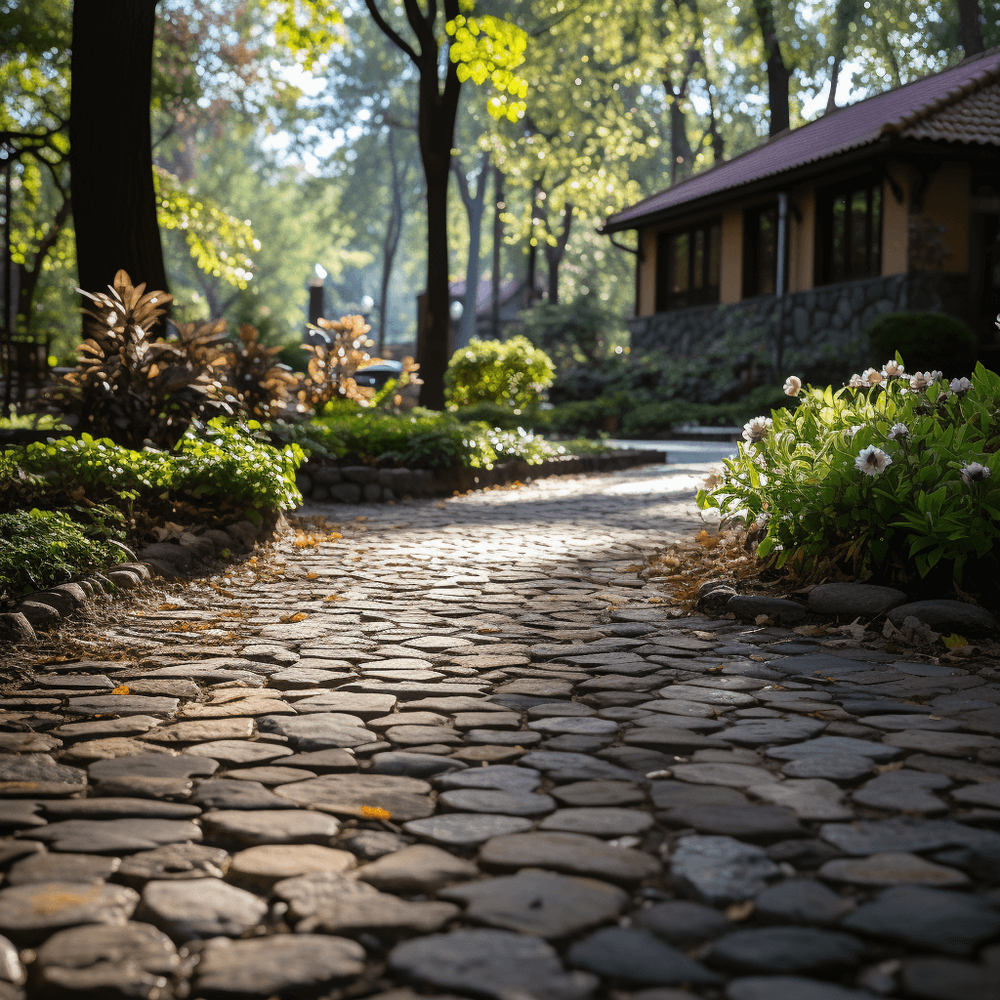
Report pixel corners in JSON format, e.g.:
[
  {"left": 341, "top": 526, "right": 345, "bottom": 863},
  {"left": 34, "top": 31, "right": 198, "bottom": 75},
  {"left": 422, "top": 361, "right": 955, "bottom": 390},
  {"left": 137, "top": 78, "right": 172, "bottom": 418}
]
[
  {"left": 957, "top": 0, "right": 985, "bottom": 56},
  {"left": 71, "top": 0, "right": 168, "bottom": 304},
  {"left": 753, "top": 0, "right": 791, "bottom": 136}
]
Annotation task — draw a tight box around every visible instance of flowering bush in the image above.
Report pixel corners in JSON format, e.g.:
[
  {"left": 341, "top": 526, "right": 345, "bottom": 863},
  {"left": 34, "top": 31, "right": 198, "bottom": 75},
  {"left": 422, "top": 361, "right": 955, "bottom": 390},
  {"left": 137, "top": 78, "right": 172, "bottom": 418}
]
[{"left": 697, "top": 360, "right": 1000, "bottom": 585}]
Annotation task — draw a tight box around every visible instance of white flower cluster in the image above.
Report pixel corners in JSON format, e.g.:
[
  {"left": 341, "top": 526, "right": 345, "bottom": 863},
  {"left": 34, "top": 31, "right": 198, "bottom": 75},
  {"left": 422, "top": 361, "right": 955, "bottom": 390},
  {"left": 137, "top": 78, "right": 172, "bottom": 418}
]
[
  {"left": 783, "top": 375, "right": 802, "bottom": 397},
  {"left": 887, "top": 423, "right": 909, "bottom": 440},
  {"left": 855, "top": 446, "right": 892, "bottom": 477},
  {"left": 908, "top": 370, "right": 943, "bottom": 390},
  {"left": 742, "top": 416, "right": 773, "bottom": 444},
  {"left": 961, "top": 462, "right": 992, "bottom": 486}
]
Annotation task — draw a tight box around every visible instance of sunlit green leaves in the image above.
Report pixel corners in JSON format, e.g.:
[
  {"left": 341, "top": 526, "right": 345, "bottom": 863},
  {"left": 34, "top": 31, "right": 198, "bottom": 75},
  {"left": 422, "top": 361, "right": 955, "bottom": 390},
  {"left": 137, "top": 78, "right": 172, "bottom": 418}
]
[
  {"left": 155, "top": 167, "right": 258, "bottom": 289},
  {"left": 447, "top": 14, "right": 529, "bottom": 122}
]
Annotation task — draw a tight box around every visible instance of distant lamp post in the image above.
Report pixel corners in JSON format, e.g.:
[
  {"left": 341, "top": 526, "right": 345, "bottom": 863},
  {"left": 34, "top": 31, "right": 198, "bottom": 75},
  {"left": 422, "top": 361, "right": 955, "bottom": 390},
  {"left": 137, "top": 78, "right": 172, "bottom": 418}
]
[{"left": 308, "top": 263, "right": 327, "bottom": 331}]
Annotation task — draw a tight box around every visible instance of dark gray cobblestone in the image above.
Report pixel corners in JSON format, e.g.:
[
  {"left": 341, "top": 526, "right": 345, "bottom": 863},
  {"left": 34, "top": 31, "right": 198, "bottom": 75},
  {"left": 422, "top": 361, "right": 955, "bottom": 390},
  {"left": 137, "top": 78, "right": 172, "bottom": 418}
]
[{"left": 2, "top": 463, "right": 1000, "bottom": 999}]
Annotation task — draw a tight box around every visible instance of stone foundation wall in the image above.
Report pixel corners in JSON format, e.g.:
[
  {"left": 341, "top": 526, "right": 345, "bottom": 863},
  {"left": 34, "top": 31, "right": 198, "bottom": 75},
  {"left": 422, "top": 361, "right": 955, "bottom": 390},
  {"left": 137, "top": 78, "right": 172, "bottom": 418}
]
[
  {"left": 295, "top": 450, "right": 665, "bottom": 503},
  {"left": 628, "top": 273, "right": 970, "bottom": 382}
]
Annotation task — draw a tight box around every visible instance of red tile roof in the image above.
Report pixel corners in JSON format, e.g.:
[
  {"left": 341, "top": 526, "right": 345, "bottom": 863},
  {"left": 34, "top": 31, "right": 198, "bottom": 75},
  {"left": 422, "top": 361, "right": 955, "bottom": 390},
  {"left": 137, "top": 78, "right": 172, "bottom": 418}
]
[{"left": 603, "top": 48, "right": 1000, "bottom": 233}]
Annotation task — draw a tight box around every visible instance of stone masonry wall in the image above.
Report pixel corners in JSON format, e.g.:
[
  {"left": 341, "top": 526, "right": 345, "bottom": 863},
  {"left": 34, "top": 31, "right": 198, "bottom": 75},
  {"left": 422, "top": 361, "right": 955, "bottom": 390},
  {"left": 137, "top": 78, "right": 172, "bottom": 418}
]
[{"left": 628, "top": 272, "right": 970, "bottom": 383}]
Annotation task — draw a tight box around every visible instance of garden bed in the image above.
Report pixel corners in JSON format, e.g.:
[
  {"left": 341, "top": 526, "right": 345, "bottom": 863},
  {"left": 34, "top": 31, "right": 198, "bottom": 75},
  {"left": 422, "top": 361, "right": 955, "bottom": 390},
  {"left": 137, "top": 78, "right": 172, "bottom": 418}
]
[{"left": 295, "top": 448, "right": 665, "bottom": 502}]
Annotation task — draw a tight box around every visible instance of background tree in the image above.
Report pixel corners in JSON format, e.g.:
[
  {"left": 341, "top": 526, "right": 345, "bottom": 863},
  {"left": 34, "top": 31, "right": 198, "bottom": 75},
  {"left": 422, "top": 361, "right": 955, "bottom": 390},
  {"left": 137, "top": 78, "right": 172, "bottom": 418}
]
[
  {"left": 70, "top": 0, "right": 168, "bottom": 302},
  {"left": 360, "top": 1, "right": 526, "bottom": 408}
]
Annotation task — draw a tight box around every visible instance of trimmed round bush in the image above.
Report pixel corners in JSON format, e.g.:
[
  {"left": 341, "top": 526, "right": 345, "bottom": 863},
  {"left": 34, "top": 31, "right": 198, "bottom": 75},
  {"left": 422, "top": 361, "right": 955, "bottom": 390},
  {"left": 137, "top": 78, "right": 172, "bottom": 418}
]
[
  {"left": 445, "top": 336, "right": 555, "bottom": 409},
  {"left": 866, "top": 311, "right": 977, "bottom": 376}
]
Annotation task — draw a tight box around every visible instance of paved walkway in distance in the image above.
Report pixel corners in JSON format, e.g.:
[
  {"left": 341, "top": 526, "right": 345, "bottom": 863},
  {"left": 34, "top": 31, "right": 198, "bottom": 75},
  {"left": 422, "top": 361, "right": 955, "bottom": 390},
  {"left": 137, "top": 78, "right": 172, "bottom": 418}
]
[{"left": 2, "top": 462, "right": 1000, "bottom": 1000}]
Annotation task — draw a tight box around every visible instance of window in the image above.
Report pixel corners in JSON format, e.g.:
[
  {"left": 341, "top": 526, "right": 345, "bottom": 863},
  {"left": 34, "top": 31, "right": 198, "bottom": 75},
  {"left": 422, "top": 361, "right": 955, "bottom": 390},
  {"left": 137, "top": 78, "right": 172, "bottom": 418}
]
[
  {"left": 656, "top": 219, "right": 721, "bottom": 311},
  {"left": 817, "top": 178, "right": 882, "bottom": 284},
  {"left": 744, "top": 203, "right": 778, "bottom": 298}
]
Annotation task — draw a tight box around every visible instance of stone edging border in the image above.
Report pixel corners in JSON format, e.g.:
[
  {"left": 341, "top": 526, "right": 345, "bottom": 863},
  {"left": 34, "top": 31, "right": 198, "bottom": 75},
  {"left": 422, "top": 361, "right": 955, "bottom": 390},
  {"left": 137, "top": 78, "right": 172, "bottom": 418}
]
[{"left": 295, "top": 448, "right": 667, "bottom": 503}]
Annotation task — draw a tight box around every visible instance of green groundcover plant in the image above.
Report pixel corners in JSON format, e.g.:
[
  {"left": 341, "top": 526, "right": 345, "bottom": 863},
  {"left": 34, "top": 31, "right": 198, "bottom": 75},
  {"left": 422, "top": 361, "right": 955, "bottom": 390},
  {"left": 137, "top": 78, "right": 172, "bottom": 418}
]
[
  {"left": 698, "top": 361, "right": 1000, "bottom": 586},
  {"left": 2, "top": 418, "right": 304, "bottom": 524},
  {"left": 0, "top": 507, "right": 128, "bottom": 604}
]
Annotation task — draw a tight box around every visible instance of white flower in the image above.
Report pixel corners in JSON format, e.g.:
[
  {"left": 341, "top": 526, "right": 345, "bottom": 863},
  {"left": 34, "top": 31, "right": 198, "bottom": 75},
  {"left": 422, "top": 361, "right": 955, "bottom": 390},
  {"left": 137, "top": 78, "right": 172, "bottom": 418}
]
[
  {"left": 887, "top": 423, "right": 909, "bottom": 440},
  {"left": 908, "top": 371, "right": 936, "bottom": 390},
  {"left": 855, "top": 446, "right": 892, "bottom": 476},
  {"left": 882, "top": 360, "right": 906, "bottom": 379},
  {"left": 742, "top": 416, "right": 773, "bottom": 444},
  {"left": 862, "top": 367, "right": 884, "bottom": 386},
  {"left": 961, "top": 462, "right": 992, "bottom": 486},
  {"left": 950, "top": 377, "right": 973, "bottom": 395},
  {"left": 848, "top": 373, "right": 865, "bottom": 388},
  {"left": 849, "top": 424, "right": 865, "bottom": 436},
  {"left": 929, "top": 370, "right": 943, "bottom": 381},
  {"left": 783, "top": 375, "right": 802, "bottom": 397}
]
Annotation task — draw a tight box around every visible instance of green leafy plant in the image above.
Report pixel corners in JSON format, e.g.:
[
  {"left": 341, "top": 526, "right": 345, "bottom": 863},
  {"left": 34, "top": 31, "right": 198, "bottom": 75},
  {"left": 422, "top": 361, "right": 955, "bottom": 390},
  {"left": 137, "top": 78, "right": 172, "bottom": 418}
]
[
  {"left": 866, "top": 311, "right": 978, "bottom": 378},
  {"left": 445, "top": 335, "right": 555, "bottom": 410},
  {"left": 279, "top": 409, "right": 610, "bottom": 471},
  {"left": 0, "top": 506, "right": 127, "bottom": 606},
  {"left": 698, "top": 361, "right": 1000, "bottom": 586},
  {"left": 51, "top": 270, "right": 233, "bottom": 449},
  {"left": 6, "top": 418, "right": 303, "bottom": 525}
]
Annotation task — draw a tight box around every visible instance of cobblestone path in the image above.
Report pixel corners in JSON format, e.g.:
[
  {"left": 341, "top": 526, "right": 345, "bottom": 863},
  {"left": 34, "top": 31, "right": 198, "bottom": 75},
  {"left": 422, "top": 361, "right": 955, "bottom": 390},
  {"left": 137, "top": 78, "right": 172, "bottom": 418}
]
[{"left": 2, "top": 463, "right": 1000, "bottom": 1000}]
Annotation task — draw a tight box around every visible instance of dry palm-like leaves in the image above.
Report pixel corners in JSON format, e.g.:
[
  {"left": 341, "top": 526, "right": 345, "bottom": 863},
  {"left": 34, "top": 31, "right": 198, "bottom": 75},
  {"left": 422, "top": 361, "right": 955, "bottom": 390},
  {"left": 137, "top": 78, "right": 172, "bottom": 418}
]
[
  {"left": 220, "top": 324, "right": 299, "bottom": 420},
  {"left": 55, "top": 270, "right": 232, "bottom": 449},
  {"left": 298, "top": 315, "right": 378, "bottom": 410}
]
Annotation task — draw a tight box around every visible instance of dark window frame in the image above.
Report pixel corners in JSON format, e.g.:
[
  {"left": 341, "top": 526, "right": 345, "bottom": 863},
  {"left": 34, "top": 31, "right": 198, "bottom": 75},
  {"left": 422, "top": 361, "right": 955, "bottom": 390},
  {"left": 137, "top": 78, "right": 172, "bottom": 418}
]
[
  {"left": 655, "top": 218, "right": 721, "bottom": 312},
  {"left": 815, "top": 174, "right": 883, "bottom": 286},
  {"left": 743, "top": 202, "right": 779, "bottom": 298}
]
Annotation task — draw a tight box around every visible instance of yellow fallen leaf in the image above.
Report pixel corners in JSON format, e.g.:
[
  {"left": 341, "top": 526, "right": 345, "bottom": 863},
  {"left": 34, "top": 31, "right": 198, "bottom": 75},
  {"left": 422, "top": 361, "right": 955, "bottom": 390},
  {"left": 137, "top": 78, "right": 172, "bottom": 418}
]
[
  {"left": 361, "top": 806, "right": 392, "bottom": 820},
  {"left": 725, "top": 900, "right": 755, "bottom": 921},
  {"left": 942, "top": 634, "right": 970, "bottom": 649},
  {"left": 279, "top": 612, "right": 309, "bottom": 623},
  {"left": 112, "top": 686, "right": 130, "bottom": 695}
]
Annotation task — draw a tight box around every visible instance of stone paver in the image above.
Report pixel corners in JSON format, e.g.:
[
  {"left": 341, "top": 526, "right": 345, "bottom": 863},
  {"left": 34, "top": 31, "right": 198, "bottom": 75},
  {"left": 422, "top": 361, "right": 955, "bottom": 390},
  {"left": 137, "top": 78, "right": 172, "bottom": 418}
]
[{"left": 4, "top": 461, "right": 1000, "bottom": 998}]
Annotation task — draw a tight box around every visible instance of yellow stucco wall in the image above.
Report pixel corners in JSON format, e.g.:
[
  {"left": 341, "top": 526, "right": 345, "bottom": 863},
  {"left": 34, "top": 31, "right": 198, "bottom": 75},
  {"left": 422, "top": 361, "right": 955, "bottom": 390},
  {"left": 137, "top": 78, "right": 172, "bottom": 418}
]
[
  {"left": 882, "top": 164, "right": 911, "bottom": 275},
  {"left": 720, "top": 209, "right": 742, "bottom": 304},
  {"left": 788, "top": 186, "right": 814, "bottom": 293},
  {"left": 921, "top": 162, "right": 970, "bottom": 273},
  {"left": 637, "top": 229, "right": 657, "bottom": 317}
]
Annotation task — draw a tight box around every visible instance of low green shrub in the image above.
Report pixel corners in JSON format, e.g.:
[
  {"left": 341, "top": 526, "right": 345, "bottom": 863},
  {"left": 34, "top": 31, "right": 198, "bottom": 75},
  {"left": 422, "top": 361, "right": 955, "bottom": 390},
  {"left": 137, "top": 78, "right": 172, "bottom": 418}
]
[
  {"left": 445, "top": 336, "right": 555, "bottom": 409},
  {"left": 278, "top": 410, "right": 613, "bottom": 470},
  {"left": 866, "top": 311, "right": 977, "bottom": 377},
  {"left": 698, "top": 362, "right": 1000, "bottom": 585},
  {"left": 5, "top": 418, "right": 303, "bottom": 524},
  {"left": 0, "top": 506, "right": 127, "bottom": 605}
]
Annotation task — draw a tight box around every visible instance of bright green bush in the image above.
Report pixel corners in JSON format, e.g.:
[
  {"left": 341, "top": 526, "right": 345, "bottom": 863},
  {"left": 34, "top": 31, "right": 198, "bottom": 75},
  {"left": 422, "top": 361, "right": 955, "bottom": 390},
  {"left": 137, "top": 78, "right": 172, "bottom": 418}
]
[
  {"left": 0, "top": 507, "right": 127, "bottom": 605},
  {"left": 279, "top": 410, "right": 612, "bottom": 470},
  {"left": 5, "top": 419, "right": 304, "bottom": 519},
  {"left": 866, "top": 311, "right": 977, "bottom": 377},
  {"left": 445, "top": 336, "right": 555, "bottom": 409},
  {"left": 698, "top": 363, "right": 1000, "bottom": 584}
]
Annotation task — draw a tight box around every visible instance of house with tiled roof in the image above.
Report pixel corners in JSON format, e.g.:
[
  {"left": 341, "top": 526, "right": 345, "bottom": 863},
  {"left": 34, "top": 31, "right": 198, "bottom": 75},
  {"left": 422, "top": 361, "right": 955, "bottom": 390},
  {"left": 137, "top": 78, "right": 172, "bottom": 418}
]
[{"left": 602, "top": 49, "right": 1000, "bottom": 378}]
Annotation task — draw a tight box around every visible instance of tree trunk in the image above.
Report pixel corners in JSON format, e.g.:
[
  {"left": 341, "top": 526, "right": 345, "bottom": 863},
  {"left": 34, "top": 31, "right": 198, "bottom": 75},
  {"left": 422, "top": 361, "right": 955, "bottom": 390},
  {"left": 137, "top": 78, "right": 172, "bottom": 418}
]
[
  {"left": 71, "top": 0, "right": 169, "bottom": 304},
  {"left": 379, "top": 129, "right": 406, "bottom": 355},
  {"left": 957, "top": 0, "right": 985, "bottom": 57},
  {"left": 753, "top": 0, "right": 791, "bottom": 136},
  {"left": 16, "top": 196, "right": 72, "bottom": 336},
  {"left": 544, "top": 202, "right": 573, "bottom": 305},
  {"left": 523, "top": 180, "right": 540, "bottom": 310},
  {"left": 492, "top": 167, "right": 504, "bottom": 340},
  {"left": 826, "top": 57, "right": 841, "bottom": 114},
  {"left": 453, "top": 151, "right": 489, "bottom": 350}
]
